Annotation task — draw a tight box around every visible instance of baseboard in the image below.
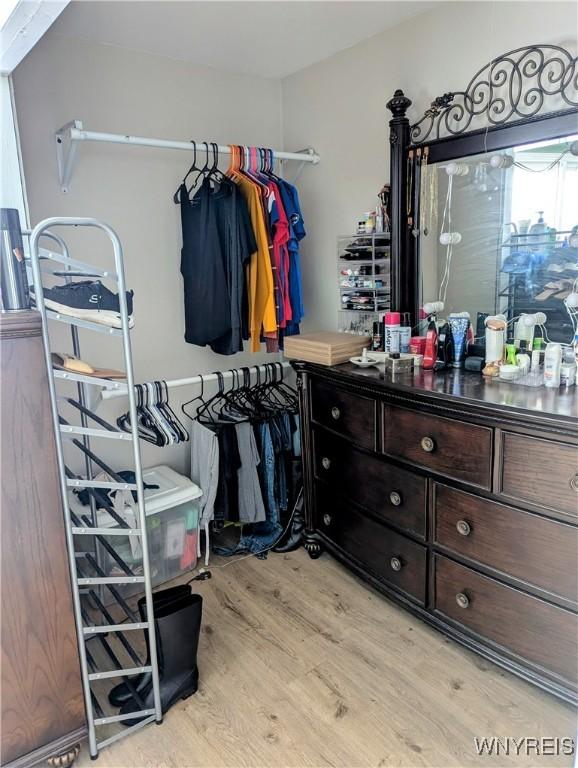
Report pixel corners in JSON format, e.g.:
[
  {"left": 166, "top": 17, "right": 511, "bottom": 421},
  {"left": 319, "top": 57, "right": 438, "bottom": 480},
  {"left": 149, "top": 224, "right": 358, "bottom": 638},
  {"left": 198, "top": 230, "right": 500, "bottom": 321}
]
[{"left": 4, "top": 727, "right": 87, "bottom": 768}]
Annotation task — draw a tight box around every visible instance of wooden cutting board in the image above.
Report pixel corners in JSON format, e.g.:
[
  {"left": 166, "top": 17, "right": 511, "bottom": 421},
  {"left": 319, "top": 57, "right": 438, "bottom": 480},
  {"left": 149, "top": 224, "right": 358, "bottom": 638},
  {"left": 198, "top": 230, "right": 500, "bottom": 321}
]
[{"left": 284, "top": 332, "right": 371, "bottom": 365}]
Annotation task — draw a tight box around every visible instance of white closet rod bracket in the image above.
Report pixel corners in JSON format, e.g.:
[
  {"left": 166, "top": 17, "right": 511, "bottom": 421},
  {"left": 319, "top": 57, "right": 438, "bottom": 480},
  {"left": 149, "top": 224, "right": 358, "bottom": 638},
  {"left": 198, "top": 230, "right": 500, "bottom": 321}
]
[{"left": 55, "top": 119, "right": 320, "bottom": 193}]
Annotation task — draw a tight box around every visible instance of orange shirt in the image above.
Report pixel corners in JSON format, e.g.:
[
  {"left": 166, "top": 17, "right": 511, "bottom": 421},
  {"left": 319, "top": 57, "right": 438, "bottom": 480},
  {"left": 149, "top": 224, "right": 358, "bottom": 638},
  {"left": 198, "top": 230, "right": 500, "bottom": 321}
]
[{"left": 231, "top": 173, "right": 277, "bottom": 352}]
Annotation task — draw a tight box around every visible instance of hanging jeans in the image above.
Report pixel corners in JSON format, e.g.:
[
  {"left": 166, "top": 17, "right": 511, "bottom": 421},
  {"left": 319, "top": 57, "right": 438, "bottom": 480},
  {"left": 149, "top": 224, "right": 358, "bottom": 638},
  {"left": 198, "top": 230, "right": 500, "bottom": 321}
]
[{"left": 213, "top": 421, "right": 282, "bottom": 558}]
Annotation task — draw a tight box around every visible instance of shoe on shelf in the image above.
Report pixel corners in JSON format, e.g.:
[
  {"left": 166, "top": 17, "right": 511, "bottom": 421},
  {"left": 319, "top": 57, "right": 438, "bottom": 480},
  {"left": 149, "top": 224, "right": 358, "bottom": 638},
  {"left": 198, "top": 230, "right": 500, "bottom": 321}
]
[
  {"left": 51, "top": 352, "right": 126, "bottom": 380},
  {"left": 31, "top": 280, "right": 134, "bottom": 329}
]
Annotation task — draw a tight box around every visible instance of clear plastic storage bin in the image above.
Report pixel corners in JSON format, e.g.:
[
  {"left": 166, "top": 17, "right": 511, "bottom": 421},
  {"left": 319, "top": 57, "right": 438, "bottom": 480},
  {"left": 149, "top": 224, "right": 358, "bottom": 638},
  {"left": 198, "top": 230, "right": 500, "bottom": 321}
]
[{"left": 80, "top": 465, "right": 202, "bottom": 604}]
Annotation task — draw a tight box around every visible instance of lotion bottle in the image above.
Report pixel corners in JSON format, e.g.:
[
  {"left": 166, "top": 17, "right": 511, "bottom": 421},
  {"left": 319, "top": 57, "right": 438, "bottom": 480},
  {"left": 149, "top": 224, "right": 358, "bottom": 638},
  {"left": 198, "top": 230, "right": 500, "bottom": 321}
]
[
  {"left": 516, "top": 340, "right": 531, "bottom": 374},
  {"left": 543, "top": 342, "right": 562, "bottom": 388}
]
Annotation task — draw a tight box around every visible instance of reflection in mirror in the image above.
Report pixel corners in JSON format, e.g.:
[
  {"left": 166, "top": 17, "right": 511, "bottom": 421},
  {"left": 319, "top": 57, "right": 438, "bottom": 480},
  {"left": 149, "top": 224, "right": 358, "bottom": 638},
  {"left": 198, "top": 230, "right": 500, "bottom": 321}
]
[{"left": 419, "top": 135, "right": 578, "bottom": 344}]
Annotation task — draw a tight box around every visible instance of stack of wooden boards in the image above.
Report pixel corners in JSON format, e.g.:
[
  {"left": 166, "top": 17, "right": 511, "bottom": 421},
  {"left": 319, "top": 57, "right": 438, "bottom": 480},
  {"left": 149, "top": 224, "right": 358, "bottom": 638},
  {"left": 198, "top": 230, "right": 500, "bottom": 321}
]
[{"left": 284, "top": 332, "right": 370, "bottom": 366}]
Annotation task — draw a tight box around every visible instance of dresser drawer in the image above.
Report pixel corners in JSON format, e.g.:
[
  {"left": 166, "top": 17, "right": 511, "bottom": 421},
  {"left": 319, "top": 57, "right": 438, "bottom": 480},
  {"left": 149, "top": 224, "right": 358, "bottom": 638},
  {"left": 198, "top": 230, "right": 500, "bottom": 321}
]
[
  {"left": 434, "top": 484, "right": 578, "bottom": 605},
  {"left": 499, "top": 432, "right": 578, "bottom": 518},
  {"left": 314, "top": 429, "right": 426, "bottom": 538},
  {"left": 434, "top": 555, "right": 578, "bottom": 686},
  {"left": 316, "top": 484, "right": 426, "bottom": 605},
  {"left": 383, "top": 405, "right": 492, "bottom": 489},
  {"left": 310, "top": 378, "right": 376, "bottom": 450}
]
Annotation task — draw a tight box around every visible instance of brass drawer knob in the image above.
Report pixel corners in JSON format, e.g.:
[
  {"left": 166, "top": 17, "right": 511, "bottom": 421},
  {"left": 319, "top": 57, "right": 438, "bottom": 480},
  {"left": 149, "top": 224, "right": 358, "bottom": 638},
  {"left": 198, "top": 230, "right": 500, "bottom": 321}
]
[
  {"left": 331, "top": 406, "right": 341, "bottom": 421},
  {"left": 456, "top": 592, "right": 470, "bottom": 609},
  {"left": 456, "top": 520, "right": 471, "bottom": 536},
  {"left": 323, "top": 513, "right": 332, "bottom": 526},
  {"left": 570, "top": 473, "right": 578, "bottom": 492},
  {"left": 421, "top": 436, "right": 435, "bottom": 453},
  {"left": 390, "top": 491, "right": 402, "bottom": 506},
  {"left": 390, "top": 556, "right": 402, "bottom": 572},
  {"left": 321, "top": 457, "right": 331, "bottom": 470}
]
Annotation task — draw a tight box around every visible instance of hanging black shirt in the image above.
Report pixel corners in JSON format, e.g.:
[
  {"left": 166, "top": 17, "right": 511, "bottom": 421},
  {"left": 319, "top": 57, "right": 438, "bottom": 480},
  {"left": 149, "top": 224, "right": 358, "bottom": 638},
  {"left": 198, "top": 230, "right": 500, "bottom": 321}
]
[{"left": 179, "top": 177, "right": 231, "bottom": 345}]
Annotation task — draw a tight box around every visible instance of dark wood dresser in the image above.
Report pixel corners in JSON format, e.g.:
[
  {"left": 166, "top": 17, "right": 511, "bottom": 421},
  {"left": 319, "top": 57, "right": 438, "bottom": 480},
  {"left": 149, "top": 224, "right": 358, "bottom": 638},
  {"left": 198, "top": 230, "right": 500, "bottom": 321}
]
[
  {"left": 1, "top": 311, "right": 86, "bottom": 767},
  {"left": 294, "top": 361, "right": 578, "bottom": 704}
]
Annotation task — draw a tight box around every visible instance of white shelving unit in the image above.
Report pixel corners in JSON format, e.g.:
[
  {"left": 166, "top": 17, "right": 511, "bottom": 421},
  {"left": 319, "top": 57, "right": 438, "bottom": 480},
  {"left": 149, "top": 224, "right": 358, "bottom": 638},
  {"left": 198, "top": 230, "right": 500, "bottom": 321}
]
[{"left": 28, "top": 218, "right": 162, "bottom": 759}]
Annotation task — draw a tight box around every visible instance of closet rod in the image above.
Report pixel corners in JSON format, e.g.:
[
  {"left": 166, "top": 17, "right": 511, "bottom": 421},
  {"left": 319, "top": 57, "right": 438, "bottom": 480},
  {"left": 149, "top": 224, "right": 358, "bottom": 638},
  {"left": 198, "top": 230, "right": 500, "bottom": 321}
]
[
  {"left": 101, "top": 361, "right": 293, "bottom": 400},
  {"left": 55, "top": 120, "right": 320, "bottom": 192}
]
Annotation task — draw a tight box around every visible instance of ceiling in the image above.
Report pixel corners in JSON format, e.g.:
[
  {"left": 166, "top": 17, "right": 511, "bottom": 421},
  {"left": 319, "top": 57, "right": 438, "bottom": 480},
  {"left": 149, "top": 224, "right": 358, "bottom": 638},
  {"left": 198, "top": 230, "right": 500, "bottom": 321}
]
[
  {"left": 49, "top": 0, "right": 438, "bottom": 79},
  {"left": 1, "top": 0, "right": 68, "bottom": 73}
]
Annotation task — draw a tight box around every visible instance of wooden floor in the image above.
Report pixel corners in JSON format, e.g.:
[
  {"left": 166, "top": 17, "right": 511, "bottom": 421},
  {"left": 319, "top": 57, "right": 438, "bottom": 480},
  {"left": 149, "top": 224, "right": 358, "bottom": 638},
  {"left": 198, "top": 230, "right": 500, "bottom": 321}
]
[{"left": 78, "top": 549, "right": 577, "bottom": 768}]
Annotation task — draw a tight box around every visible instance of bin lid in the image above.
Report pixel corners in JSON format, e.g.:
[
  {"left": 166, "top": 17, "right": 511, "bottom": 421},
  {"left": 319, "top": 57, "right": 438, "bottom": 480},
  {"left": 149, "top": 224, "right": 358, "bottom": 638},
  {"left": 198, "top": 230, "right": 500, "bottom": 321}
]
[{"left": 142, "top": 465, "right": 202, "bottom": 515}]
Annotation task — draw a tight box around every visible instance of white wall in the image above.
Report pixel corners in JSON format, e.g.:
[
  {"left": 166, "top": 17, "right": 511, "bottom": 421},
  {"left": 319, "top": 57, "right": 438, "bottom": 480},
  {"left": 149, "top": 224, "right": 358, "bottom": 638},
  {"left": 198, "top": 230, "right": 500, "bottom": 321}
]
[
  {"left": 1, "top": 76, "right": 27, "bottom": 224},
  {"left": 282, "top": 1, "right": 578, "bottom": 332},
  {"left": 13, "top": 30, "right": 283, "bottom": 473}
]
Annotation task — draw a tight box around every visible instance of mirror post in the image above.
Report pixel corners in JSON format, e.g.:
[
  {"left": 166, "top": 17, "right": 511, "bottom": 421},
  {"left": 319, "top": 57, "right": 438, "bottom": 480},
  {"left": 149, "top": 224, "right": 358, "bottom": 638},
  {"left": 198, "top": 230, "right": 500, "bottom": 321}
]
[{"left": 387, "top": 89, "right": 414, "bottom": 324}]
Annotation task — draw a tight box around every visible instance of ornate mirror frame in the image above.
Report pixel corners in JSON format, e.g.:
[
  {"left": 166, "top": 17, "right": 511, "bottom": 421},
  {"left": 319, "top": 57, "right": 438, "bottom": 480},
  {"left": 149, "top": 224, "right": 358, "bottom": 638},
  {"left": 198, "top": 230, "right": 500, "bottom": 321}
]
[{"left": 387, "top": 44, "right": 578, "bottom": 326}]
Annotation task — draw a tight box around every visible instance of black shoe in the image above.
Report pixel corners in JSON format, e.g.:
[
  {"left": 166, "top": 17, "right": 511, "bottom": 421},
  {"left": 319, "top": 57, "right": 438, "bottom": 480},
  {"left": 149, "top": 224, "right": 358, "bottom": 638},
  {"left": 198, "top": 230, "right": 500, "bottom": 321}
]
[
  {"left": 120, "top": 593, "right": 203, "bottom": 726},
  {"left": 108, "top": 585, "right": 191, "bottom": 708},
  {"left": 273, "top": 493, "right": 305, "bottom": 553},
  {"left": 31, "top": 280, "right": 134, "bottom": 329}
]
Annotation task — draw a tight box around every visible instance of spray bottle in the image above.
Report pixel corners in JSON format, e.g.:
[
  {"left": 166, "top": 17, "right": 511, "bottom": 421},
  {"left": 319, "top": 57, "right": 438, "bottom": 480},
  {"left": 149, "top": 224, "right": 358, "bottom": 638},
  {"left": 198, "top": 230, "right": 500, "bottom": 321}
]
[{"left": 421, "top": 302, "right": 444, "bottom": 370}]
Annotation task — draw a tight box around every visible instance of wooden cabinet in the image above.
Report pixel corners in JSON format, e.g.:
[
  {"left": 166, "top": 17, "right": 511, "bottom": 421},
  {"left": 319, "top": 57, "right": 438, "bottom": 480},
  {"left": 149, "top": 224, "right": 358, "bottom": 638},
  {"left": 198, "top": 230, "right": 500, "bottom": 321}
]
[
  {"left": 1, "top": 312, "right": 86, "bottom": 767},
  {"left": 296, "top": 361, "right": 578, "bottom": 704}
]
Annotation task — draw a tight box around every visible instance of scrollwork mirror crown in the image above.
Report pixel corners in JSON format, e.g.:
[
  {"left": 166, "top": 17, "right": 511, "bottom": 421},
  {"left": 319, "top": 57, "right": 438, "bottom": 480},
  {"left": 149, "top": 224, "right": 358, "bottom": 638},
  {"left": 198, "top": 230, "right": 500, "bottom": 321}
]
[{"left": 411, "top": 44, "right": 578, "bottom": 145}]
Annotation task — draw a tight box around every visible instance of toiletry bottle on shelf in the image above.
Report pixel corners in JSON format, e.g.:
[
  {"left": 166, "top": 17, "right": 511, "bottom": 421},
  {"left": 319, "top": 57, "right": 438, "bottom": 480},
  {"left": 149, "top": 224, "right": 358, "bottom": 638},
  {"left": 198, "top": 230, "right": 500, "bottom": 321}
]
[
  {"left": 505, "top": 343, "right": 517, "bottom": 366},
  {"left": 372, "top": 321, "right": 382, "bottom": 352},
  {"left": 516, "top": 340, "right": 531, "bottom": 375},
  {"left": 399, "top": 312, "right": 411, "bottom": 354},
  {"left": 530, "top": 337, "right": 543, "bottom": 372},
  {"left": 543, "top": 342, "right": 562, "bottom": 388},
  {"left": 448, "top": 313, "right": 470, "bottom": 368},
  {"left": 483, "top": 314, "right": 506, "bottom": 377},
  {"left": 423, "top": 320, "right": 438, "bottom": 370},
  {"left": 560, "top": 348, "right": 576, "bottom": 387},
  {"left": 384, "top": 312, "right": 400, "bottom": 354}
]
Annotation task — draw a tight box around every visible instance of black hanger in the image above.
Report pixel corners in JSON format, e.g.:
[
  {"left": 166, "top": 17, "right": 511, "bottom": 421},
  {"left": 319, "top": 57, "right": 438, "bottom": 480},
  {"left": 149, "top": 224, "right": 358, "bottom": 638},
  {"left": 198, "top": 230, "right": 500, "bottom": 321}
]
[
  {"left": 182, "top": 374, "right": 207, "bottom": 420},
  {"left": 195, "top": 371, "right": 224, "bottom": 424},
  {"left": 173, "top": 141, "right": 198, "bottom": 204}
]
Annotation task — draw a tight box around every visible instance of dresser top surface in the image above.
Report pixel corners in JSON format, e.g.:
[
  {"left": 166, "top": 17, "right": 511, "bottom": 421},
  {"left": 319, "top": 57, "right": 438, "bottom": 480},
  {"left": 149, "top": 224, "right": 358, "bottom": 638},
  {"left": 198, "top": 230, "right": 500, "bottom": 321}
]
[{"left": 298, "top": 362, "right": 578, "bottom": 428}]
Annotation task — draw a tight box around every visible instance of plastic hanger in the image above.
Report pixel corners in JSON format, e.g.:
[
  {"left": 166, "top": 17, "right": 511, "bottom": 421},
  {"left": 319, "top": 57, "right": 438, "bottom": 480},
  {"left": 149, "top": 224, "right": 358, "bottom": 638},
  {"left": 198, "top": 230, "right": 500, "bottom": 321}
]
[
  {"left": 182, "top": 374, "right": 208, "bottom": 420},
  {"left": 155, "top": 381, "right": 189, "bottom": 442},
  {"left": 173, "top": 141, "right": 199, "bottom": 204}
]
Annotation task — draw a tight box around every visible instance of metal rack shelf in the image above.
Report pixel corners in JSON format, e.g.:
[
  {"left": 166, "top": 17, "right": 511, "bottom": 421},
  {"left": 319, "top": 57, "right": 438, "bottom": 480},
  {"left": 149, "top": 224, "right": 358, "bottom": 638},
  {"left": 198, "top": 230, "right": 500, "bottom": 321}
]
[{"left": 28, "top": 218, "right": 162, "bottom": 759}]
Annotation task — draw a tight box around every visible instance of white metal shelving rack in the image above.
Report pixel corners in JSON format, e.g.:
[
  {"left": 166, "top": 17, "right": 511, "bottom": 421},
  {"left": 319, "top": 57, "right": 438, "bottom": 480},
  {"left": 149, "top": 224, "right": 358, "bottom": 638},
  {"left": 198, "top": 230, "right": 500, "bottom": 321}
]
[{"left": 28, "top": 218, "right": 162, "bottom": 759}]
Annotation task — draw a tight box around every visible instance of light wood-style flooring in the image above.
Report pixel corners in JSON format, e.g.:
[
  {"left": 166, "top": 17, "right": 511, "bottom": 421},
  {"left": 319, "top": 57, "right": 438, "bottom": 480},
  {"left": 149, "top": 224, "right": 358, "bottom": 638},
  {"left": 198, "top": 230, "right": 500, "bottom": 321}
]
[{"left": 78, "top": 549, "right": 577, "bottom": 768}]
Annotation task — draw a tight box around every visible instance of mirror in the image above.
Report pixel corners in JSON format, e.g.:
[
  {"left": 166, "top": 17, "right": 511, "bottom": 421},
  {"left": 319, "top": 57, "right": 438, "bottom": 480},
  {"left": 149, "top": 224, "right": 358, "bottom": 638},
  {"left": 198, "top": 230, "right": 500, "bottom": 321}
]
[{"left": 418, "top": 134, "right": 578, "bottom": 343}]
